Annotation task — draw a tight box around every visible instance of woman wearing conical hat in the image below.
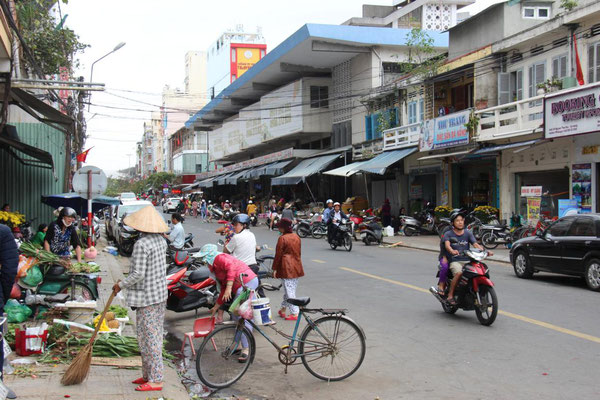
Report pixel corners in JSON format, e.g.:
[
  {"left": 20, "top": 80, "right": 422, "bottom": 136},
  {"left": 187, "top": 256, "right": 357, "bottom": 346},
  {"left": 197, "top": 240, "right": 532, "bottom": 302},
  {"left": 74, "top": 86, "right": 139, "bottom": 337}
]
[{"left": 112, "top": 205, "right": 168, "bottom": 392}]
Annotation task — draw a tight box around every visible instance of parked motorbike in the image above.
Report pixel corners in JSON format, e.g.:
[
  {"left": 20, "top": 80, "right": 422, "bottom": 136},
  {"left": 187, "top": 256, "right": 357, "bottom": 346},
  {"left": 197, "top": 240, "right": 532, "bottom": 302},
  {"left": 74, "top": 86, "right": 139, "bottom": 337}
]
[
  {"left": 118, "top": 224, "right": 140, "bottom": 256},
  {"left": 328, "top": 220, "right": 353, "bottom": 251},
  {"left": 166, "top": 263, "right": 217, "bottom": 313},
  {"left": 17, "top": 263, "right": 100, "bottom": 301},
  {"left": 249, "top": 213, "right": 258, "bottom": 227},
  {"left": 480, "top": 224, "right": 513, "bottom": 249},
  {"left": 81, "top": 216, "right": 101, "bottom": 244},
  {"left": 401, "top": 210, "right": 437, "bottom": 236},
  {"left": 359, "top": 217, "right": 383, "bottom": 245},
  {"left": 429, "top": 243, "right": 498, "bottom": 326}
]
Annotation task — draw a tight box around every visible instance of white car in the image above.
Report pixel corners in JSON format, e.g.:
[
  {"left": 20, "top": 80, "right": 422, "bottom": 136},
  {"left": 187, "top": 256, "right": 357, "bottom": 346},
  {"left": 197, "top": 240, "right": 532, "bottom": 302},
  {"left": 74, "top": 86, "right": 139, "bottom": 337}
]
[
  {"left": 163, "top": 197, "right": 182, "bottom": 213},
  {"left": 119, "top": 192, "right": 137, "bottom": 204}
]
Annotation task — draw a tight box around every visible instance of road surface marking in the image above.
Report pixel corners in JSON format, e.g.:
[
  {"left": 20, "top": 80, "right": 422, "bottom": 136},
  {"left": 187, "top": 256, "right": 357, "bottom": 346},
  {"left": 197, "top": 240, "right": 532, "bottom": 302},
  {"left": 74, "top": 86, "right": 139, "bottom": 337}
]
[
  {"left": 312, "top": 259, "right": 326, "bottom": 264},
  {"left": 340, "top": 266, "right": 600, "bottom": 345}
]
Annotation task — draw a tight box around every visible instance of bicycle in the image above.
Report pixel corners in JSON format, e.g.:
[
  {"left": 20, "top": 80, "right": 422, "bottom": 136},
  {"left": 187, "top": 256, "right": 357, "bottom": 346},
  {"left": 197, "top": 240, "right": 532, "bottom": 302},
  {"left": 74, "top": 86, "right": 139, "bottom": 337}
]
[{"left": 195, "top": 279, "right": 366, "bottom": 389}]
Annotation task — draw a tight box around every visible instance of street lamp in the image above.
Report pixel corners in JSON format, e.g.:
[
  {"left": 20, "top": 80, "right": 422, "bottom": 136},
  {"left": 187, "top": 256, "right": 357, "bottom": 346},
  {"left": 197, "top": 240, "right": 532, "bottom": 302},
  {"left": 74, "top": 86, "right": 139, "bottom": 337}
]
[{"left": 88, "top": 42, "right": 126, "bottom": 110}]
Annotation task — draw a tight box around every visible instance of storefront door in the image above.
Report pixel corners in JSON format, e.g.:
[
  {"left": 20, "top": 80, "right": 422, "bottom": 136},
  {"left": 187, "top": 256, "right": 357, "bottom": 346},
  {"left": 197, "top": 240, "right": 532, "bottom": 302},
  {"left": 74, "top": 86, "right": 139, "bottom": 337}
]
[
  {"left": 452, "top": 160, "right": 497, "bottom": 209},
  {"left": 515, "top": 170, "right": 569, "bottom": 218}
]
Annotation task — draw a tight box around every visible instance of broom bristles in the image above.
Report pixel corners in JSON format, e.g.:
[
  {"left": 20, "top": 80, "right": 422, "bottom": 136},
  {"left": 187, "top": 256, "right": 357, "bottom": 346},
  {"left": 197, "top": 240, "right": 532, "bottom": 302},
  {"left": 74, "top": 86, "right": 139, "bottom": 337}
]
[{"left": 61, "top": 342, "right": 93, "bottom": 385}]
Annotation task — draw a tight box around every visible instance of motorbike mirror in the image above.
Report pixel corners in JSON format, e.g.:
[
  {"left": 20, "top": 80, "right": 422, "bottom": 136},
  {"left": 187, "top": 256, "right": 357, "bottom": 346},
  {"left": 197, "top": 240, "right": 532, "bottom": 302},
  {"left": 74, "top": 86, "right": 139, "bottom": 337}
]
[
  {"left": 217, "top": 239, "right": 225, "bottom": 246},
  {"left": 261, "top": 244, "right": 269, "bottom": 250}
]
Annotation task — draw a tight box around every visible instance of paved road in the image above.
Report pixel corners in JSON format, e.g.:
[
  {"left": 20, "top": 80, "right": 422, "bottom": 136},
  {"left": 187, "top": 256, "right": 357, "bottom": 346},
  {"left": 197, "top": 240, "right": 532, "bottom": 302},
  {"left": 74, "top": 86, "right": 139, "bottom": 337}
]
[{"left": 163, "top": 213, "right": 600, "bottom": 399}]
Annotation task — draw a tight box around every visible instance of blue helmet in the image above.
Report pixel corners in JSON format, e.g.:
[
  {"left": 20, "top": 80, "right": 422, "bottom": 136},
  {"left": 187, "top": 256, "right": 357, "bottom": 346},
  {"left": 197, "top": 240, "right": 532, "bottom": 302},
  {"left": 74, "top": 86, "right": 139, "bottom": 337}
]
[{"left": 232, "top": 213, "right": 251, "bottom": 226}]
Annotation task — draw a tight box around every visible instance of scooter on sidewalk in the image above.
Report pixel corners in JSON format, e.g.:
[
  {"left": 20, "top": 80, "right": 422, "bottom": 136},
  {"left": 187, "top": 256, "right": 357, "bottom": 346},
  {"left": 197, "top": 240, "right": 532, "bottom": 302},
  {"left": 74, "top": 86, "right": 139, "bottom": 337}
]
[
  {"left": 15, "top": 263, "right": 100, "bottom": 301},
  {"left": 430, "top": 240, "right": 498, "bottom": 326},
  {"left": 359, "top": 217, "right": 383, "bottom": 245}
]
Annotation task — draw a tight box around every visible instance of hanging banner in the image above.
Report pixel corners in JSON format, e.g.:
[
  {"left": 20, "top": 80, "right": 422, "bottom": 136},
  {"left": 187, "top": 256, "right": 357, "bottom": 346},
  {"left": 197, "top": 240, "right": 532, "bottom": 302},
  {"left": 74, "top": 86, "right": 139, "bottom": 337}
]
[
  {"left": 520, "top": 186, "right": 543, "bottom": 197},
  {"left": 527, "top": 197, "right": 541, "bottom": 221},
  {"left": 572, "top": 163, "right": 592, "bottom": 213},
  {"left": 420, "top": 109, "right": 470, "bottom": 151}
]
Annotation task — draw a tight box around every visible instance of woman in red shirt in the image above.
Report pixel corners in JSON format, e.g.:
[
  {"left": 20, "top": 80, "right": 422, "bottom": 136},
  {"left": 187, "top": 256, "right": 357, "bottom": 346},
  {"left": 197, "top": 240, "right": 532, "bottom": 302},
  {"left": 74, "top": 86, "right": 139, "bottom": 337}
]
[{"left": 198, "top": 244, "right": 257, "bottom": 362}]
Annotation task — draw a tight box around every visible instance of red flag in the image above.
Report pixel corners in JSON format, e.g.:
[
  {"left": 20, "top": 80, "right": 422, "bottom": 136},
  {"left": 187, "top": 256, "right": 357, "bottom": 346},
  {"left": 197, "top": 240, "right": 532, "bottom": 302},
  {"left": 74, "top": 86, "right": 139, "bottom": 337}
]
[
  {"left": 574, "top": 34, "right": 585, "bottom": 86},
  {"left": 76, "top": 147, "right": 93, "bottom": 163}
]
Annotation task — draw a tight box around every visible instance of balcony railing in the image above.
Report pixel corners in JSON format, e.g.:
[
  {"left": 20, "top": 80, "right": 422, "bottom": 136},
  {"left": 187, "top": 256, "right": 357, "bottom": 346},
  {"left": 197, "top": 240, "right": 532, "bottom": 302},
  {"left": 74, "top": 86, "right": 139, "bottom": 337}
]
[
  {"left": 352, "top": 138, "right": 383, "bottom": 160},
  {"left": 475, "top": 95, "right": 544, "bottom": 141},
  {"left": 382, "top": 122, "right": 421, "bottom": 151}
]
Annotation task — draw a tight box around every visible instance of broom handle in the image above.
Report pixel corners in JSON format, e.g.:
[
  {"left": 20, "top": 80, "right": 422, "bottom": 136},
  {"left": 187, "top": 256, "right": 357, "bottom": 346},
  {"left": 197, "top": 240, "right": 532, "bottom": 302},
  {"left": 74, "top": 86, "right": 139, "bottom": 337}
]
[{"left": 89, "top": 290, "right": 117, "bottom": 343}]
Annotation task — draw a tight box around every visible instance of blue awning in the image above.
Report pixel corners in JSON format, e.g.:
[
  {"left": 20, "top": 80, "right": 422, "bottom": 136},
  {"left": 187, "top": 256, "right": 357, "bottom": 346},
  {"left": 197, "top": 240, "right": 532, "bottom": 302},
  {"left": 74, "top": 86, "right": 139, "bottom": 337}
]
[
  {"left": 472, "top": 139, "right": 540, "bottom": 155},
  {"left": 271, "top": 154, "right": 340, "bottom": 186},
  {"left": 356, "top": 147, "right": 417, "bottom": 175}
]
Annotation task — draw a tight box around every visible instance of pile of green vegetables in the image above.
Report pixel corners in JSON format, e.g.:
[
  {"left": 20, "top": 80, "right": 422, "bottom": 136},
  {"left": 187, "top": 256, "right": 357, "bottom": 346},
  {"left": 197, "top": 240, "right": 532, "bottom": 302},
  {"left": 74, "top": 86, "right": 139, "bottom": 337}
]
[
  {"left": 108, "top": 305, "right": 129, "bottom": 318},
  {"left": 19, "top": 242, "right": 67, "bottom": 266},
  {"left": 67, "top": 262, "right": 100, "bottom": 274}
]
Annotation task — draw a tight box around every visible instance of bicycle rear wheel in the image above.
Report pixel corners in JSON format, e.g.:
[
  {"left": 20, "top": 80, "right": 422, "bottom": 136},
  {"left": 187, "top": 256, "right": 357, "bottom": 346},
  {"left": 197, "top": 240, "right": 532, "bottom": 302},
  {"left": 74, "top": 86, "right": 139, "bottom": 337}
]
[
  {"left": 196, "top": 324, "right": 255, "bottom": 389},
  {"left": 298, "top": 316, "right": 366, "bottom": 381}
]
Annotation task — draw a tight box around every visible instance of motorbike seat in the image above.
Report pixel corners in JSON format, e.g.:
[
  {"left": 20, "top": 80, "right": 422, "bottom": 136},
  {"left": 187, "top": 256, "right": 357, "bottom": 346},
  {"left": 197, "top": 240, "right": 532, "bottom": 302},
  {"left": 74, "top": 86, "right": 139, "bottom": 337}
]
[
  {"left": 188, "top": 267, "right": 211, "bottom": 283},
  {"left": 287, "top": 297, "right": 310, "bottom": 307},
  {"left": 174, "top": 251, "right": 190, "bottom": 265},
  {"left": 47, "top": 264, "right": 66, "bottom": 276},
  {"left": 185, "top": 247, "right": 202, "bottom": 253}
]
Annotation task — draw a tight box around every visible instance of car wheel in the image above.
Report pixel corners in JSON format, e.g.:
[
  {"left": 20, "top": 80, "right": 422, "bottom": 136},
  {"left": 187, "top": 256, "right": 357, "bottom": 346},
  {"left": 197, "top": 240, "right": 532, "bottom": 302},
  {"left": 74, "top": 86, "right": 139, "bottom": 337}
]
[
  {"left": 513, "top": 250, "right": 534, "bottom": 279},
  {"left": 584, "top": 258, "right": 600, "bottom": 292}
]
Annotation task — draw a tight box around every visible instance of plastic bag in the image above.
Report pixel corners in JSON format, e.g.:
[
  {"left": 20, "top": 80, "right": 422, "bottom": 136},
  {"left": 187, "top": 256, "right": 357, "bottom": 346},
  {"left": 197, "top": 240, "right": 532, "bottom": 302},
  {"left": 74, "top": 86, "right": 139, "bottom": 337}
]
[
  {"left": 21, "top": 266, "right": 43, "bottom": 287},
  {"left": 17, "top": 255, "right": 36, "bottom": 278},
  {"left": 236, "top": 292, "right": 255, "bottom": 320},
  {"left": 228, "top": 288, "right": 252, "bottom": 314},
  {"left": 5, "top": 301, "right": 32, "bottom": 323}
]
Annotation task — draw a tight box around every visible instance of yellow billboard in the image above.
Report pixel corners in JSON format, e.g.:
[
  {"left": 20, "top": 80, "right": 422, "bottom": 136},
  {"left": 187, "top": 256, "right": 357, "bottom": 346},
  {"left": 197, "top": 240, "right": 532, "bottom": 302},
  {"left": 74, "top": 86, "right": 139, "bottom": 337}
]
[{"left": 236, "top": 47, "right": 261, "bottom": 77}]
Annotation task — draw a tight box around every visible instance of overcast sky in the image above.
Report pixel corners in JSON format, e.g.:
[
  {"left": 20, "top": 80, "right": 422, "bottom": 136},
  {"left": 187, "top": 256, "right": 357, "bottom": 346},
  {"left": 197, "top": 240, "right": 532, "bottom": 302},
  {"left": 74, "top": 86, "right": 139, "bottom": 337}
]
[{"left": 63, "top": 0, "right": 498, "bottom": 177}]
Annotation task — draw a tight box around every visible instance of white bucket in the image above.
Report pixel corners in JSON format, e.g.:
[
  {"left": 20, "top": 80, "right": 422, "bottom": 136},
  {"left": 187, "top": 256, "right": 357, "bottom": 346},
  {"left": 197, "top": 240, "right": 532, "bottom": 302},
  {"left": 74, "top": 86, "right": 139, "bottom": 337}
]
[
  {"left": 383, "top": 226, "right": 394, "bottom": 237},
  {"left": 252, "top": 297, "right": 272, "bottom": 325}
]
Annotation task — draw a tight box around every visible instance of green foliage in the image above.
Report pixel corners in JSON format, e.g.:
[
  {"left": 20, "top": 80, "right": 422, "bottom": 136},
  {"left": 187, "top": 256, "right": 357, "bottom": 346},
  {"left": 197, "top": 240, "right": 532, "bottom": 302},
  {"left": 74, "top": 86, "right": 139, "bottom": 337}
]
[
  {"left": 560, "top": 0, "right": 578, "bottom": 11},
  {"left": 104, "top": 172, "right": 176, "bottom": 197},
  {"left": 376, "top": 109, "right": 397, "bottom": 134},
  {"left": 146, "top": 172, "right": 176, "bottom": 191},
  {"left": 473, "top": 206, "right": 498, "bottom": 224},
  {"left": 464, "top": 111, "right": 480, "bottom": 137},
  {"left": 403, "top": 28, "right": 444, "bottom": 79},
  {"left": 16, "top": 0, "right": 89, "bottom": 75}
]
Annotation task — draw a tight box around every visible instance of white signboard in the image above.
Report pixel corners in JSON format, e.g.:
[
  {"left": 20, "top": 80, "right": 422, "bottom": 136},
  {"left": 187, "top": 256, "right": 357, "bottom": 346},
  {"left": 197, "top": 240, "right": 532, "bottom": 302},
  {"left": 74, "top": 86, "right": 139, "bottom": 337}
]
[
  {"left": 209, "top": 127, "right": 225, "bottom": 162},
  {"left": 521, "top": 186, "right": 542, "bottom": 197},
  {"left": 544, "top": 83, "right": 600, "bottom": 139},
  {"left": 72, "top": 166, "right": 107, "bottom": 199},
  {"left": 223, "top": 119, "right": 241, "bottom": 158},
  {"left": 240, "top": 102, "right": 264, "bottom": 150},
  {"left": 261, "top": 80, "right": 303, "bottom": 141}
]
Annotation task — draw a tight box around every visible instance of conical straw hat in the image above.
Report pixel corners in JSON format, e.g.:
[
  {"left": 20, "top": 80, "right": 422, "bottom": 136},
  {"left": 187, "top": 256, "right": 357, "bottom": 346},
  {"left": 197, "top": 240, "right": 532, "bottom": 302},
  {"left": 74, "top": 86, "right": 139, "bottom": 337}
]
[{"left": 123, "top": 205, "right": 169, "bottom": 233}]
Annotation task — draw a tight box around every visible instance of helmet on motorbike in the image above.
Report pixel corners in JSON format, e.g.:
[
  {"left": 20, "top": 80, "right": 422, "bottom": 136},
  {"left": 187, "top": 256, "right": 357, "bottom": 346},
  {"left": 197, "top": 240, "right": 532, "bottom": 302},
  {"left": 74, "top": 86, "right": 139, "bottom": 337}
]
[
  {"left": 450, "top": 211, "right": 466, "bottom": 224},
  {"left": 232, "top": 213, "right": 251, "bottom": 227},
  {"left": 59, "top": 207, "right": 77, "bottom": 219},
  {"left": 326, "top": 199, "right": 333, "bottom": 205},
  {"left": 333, "top": 202, "right": 341, "bottom": 207}
]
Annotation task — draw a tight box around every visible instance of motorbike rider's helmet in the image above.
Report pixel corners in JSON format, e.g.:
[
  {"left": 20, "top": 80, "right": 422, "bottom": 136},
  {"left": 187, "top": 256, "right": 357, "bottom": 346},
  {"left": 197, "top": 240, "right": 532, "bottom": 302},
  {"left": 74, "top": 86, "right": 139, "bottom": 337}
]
[
  {"left": 450, "top": 211, "right": 466, "bottom": 225},
  {"left": 59, "top": 207, "right": 77, "bottom": 219},
  {"left": 326, "top": 199, "right": 333, "bottom": 206},
  {"left": 248, "top": 200, "right": 253, "bottom": 204},
  {"left": 333, "top": 202, "right": 341, "bottom": 207},
  {"left": 232, "top": 213, "right": 251, "bottom": 227}
]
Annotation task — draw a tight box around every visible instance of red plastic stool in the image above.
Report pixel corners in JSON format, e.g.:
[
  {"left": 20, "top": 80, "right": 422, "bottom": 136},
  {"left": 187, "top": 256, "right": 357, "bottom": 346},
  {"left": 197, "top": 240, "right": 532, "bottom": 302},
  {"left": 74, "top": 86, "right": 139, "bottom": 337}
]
[{"left": 181, "top": 317, "right": 216, "bottom": 366}]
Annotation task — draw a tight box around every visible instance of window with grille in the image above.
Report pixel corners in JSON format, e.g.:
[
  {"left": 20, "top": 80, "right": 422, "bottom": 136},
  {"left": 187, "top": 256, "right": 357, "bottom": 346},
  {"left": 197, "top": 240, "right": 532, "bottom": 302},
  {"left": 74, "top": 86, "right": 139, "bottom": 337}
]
[
  {"left": 310, "top": 86, "right": 329, "bottom": 108},
  {"left": 588, "top": 42, "right": 600, "bottom": 83},
  {"left": 552, "top": 54, "right": 568, "bottom": 79}
]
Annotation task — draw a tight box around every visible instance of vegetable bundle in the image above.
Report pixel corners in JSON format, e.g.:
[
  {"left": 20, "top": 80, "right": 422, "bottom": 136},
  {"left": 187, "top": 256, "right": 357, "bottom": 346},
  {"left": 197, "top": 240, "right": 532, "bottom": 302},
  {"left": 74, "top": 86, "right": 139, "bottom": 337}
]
[
  {"left": 67, "top": 262, "right": 100, "bottom": 274},
  {"left": 19, "top": 242, "right": 69, "bottom": 267},
  {"left": 108, "top": 305, "right": 129, "bottom": 319}
]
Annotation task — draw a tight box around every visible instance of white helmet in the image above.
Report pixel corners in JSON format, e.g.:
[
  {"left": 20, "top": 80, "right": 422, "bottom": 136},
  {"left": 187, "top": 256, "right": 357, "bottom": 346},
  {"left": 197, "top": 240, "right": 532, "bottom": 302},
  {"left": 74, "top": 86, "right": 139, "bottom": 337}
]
[
  {"left": 333, "top": 202, "right": 340, "bottom": 206},
  {"left": 326, "top": 199, "right": 333, "bottom": 205},
  {"left": 248, "top": 200, "right": 253, "bottom": 204}
]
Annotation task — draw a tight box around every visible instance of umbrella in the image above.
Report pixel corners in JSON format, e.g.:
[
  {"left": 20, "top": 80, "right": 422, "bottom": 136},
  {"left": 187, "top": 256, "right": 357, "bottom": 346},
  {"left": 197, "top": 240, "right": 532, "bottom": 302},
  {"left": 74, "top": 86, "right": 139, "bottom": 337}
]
[{"left": 41, "top": 192, "right": 120, "bottom": 215}]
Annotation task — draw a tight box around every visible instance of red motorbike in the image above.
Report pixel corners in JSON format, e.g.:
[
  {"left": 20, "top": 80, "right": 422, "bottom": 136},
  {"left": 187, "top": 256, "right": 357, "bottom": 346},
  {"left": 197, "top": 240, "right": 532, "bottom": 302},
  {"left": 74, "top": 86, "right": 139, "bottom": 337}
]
[
  {"left": 166, "top": 255, "right": 217, "bottom": 313},
  {"left": 430, "top": 245, "right": 498, "bottom": 326}
]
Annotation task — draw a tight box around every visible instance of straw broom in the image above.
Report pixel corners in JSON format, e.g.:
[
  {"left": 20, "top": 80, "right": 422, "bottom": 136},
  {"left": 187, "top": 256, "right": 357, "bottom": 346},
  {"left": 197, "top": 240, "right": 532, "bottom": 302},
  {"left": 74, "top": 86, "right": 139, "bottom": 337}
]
[{"left": 61, "top": 290, "right": 117, "bottom": 386}]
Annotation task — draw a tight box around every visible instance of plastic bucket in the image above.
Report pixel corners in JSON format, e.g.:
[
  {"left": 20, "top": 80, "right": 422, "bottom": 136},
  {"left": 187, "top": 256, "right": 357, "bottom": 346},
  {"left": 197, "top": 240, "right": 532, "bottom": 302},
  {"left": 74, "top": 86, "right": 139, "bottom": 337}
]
[{"left": 252, "top": 297, "right": 272, "bottom": 325}]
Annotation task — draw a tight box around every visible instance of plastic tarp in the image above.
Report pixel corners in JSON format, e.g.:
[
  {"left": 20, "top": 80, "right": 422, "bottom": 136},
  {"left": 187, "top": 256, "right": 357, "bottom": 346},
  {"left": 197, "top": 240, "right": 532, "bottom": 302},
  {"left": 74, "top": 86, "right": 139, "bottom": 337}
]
[
  {"left": 247, "top": 160, "right": 293, "bottom": 179},
  {"left": 356, "top": 147, "right": 417, "bottom": 175},
  {"left": 323, "top": 160, "right": 368, "bottom": 177},
  {"left": 216, "top": 172, "right": 235, "bottom": 185},
  {"left": 198, "top": 177, "right": 216, "bottom": 188},
  {"left": 472, "top": 139, "right": 539, "bottom": 155},
  {"left": 271, "top": 154, "right": 340, "bottom": 186}
]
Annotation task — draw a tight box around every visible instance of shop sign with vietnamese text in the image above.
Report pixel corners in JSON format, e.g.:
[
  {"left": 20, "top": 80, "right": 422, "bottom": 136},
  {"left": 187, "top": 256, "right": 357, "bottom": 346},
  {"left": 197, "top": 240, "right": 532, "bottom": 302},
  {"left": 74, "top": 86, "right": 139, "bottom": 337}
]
[
  {"left": 420, "top": 109, "right": 470, "bottom": 151},
  {"left": 544, "top": 83, "right": 600, "bottom": 139},
  {"left": 521, "top": 186, "right": 542, "bottom": 197}
]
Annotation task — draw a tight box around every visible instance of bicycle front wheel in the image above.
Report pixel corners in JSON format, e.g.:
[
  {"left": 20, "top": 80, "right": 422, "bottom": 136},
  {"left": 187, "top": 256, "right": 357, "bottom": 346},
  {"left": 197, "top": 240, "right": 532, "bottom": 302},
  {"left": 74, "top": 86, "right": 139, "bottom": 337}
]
[
  {"left": 298, "top": 316, "right": 366, "bottom": 381},
  {"left": 196, "top": 324, "right": 255, "bottom": 389}
]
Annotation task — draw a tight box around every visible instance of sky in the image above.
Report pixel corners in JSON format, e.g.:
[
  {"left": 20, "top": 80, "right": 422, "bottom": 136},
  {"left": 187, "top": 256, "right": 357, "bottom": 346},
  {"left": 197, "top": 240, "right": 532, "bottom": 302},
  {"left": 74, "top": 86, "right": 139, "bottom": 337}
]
[
  {"left": 62, "top": 0, "right": 499, "bottom": 177},
  {"left": 62, "top": 0, "right": 371, "bottom": 176}
]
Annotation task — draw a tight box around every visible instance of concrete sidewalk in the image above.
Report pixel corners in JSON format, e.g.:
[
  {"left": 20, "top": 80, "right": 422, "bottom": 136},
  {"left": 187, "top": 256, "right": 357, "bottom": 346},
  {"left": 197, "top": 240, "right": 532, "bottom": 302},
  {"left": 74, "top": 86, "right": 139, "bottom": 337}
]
[
  {"left": 4, "top": 240, "right": 189, "bottom": 400},
  {"left": 381, "top": 233, "right": 512, "bottom": 264}
]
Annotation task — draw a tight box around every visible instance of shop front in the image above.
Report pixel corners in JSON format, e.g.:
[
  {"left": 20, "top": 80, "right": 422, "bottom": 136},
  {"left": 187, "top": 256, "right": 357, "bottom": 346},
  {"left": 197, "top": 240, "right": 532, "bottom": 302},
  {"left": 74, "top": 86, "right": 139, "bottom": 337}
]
[
  {"left": 451, "top": 157, "right": 498, "bottom": 209},
  {"left": 544, "top": 82, "right": 600, "bottom": 215}
]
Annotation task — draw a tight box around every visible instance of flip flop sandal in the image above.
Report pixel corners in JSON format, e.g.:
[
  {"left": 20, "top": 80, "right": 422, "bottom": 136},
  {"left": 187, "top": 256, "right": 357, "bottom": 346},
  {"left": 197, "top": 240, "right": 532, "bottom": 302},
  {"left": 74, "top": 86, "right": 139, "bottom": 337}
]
[
  {"left": 131, "top": 378, "right": 148, "bottom": 384},
  {"left": 447, "top": 298, "right": 457, "bottom": 306},
  {"left": 238, "top": 352, "right": 249, "bottom": 363},
  {"left": 135, "top": 383, "right": 163, "bottom": 391}
]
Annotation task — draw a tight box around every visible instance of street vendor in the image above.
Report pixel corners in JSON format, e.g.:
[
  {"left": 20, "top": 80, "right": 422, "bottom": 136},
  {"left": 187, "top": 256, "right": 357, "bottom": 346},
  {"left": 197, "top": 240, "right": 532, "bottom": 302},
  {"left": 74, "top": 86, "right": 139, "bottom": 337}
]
[{"left": 44, "top": 207, "right": 82, "bottom": 263}]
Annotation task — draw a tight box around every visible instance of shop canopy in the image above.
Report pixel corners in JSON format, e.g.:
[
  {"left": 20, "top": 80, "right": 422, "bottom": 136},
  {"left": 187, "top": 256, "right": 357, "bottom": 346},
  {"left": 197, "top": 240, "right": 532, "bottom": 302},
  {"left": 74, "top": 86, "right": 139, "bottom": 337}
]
[
  {"left": 472, "top": 139, "right": 540, "bottom": 155},
  {"left": 198, "top": 177, "right": 216, "bottom": 188},
  {"left": 0, "top": 124, "right": 54, "bottom": 171},
  {"left": 271, "top": 154, "right": 340, "bottom": 186},
  {"left": 417, "top": 148, "right": 474, "bottom": 161},
  {"left": 247, "top": 160, "right": 293, "bottom": 179},
  {"left": 216, "top": 172, "right": 236, "bottom": 186},
  {"left": 224, "top": 169, "right": 251, "bottom": 185},
  {"left": 323, "top": 160, "right": 368, "bottom": 177},
  {"left": 355, "top": 147, "right": 417, "bottom": 175}
]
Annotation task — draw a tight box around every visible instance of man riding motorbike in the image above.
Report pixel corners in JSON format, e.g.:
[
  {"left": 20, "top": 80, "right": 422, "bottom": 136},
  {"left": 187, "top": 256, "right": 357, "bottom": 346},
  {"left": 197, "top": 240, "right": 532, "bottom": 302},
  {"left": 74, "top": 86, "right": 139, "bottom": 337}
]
[
  {"left": 162, "top": 213, "right": 185, "bottom": 250},
  {"left": 322, "top": 199, "right": 334, "bottom": 242},
  {"left": 444, "top": 211, "right": 491, "bottom": 305},
  {"left": 328, "top": 202, "right": 347, "bottom": 245},
  {"left": 246, "top": 200, "right": 257, "bottom": 216}
]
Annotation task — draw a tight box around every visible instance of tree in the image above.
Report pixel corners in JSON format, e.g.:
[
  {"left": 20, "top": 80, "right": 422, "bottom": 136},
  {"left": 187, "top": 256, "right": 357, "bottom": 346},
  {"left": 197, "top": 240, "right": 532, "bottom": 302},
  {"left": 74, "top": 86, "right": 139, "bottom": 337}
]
[
  {"left": 560, "top": 0, "right": 578, "bottom": 11},
  {"left": 403, "top": 28, "right": 445, "bottom": 80},
  {"left": 16, "top": 0, "right": 89, "bottom": 75}
]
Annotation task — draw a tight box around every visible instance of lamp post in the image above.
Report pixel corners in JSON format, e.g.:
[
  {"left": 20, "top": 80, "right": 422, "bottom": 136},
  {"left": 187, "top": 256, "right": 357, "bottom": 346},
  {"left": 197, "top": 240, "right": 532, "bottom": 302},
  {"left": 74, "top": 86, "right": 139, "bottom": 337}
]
[{"left": 88, "top": 42, "right": 126, "bottom": 110}]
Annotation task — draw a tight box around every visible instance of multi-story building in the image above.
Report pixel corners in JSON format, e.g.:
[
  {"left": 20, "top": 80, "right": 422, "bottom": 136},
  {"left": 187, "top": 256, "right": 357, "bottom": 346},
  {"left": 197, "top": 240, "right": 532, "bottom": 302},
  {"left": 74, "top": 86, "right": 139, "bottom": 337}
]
[{"left": 206, "top": 25, "right": 267, "bottom": 99}]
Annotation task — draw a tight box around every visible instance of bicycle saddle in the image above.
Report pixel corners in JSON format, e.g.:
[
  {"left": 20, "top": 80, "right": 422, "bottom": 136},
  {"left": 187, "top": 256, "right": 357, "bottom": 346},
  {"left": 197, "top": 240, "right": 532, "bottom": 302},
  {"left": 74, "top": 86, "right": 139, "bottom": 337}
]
[{"left": 287, "top": 297, "right": 310, "bottom": 307}]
